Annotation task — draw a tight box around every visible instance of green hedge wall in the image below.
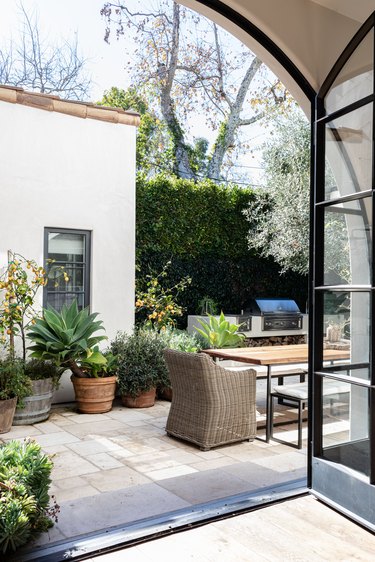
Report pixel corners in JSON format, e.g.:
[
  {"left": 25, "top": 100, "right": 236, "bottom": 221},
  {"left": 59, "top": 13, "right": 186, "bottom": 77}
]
[
  {"left": 136, "top": 175, "right": 308, "bottom": 325},
  {"left": 137, "top": 174, "right": 257, "bottom": 259}
]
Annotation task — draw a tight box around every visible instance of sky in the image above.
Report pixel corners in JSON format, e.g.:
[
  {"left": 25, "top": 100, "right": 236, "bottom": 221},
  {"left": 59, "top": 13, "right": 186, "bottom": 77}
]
[
  {"left": 0, "top": 0, "right": 133, "bottom": 101},
  {"left": 0, "top": 0, "right": 269, "bottom": 186}
]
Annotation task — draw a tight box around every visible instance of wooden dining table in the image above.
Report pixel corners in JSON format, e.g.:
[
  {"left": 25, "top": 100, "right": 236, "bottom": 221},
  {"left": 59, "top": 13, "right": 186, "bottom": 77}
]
[{"left": 203, "top": 344, "right": 350, "bottom": 443}]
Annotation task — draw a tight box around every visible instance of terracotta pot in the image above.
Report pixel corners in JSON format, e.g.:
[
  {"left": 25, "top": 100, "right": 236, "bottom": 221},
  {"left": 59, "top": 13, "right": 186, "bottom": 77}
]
[
  {"left": 71, "top": 375, "right": 117, "bottom": 414},
  {"left": 13, "top": 378, "right": 54, "bottom": 425},
  {"left": 158, "top": 386, "right": 172, "bottom": 401},
  {"left": 0, "top": 397, "right": 17, "bottom": 433},
  {"left": 121, "top": 387, "right": 156, "bottom": 408}
]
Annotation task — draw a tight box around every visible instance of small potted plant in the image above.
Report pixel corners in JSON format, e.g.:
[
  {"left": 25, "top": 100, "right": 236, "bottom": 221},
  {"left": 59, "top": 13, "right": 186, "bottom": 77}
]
[
  {"left": 111, "top": 328, "right": 166, "bottom": 408},
  {"left": 27, "top": 300, "right": 117, "bottom": 414},
  {"left": 0, "top": 356, "right": 32, "bottom": 433}
]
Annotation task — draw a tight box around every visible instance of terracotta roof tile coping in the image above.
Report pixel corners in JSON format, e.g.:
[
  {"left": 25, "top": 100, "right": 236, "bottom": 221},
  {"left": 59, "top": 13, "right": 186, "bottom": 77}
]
[{"left": 0, "top": 84, "right": 140, "bottom": 127}]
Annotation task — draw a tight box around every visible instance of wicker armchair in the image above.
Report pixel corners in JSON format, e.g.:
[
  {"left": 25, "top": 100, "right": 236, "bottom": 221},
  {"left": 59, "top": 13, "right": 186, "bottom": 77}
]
[{"left": 163, "top": 349, "right": 257, "bottom": 451}]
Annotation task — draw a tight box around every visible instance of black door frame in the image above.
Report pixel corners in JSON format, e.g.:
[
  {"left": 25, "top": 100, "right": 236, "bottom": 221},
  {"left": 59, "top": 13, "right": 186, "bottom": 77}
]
[{"left": 310, "top": 11, "right": 375, "bottom": 529}]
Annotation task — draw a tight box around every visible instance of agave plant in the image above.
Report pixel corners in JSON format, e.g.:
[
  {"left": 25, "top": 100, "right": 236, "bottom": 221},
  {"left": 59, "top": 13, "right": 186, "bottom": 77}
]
[
  {"left": 27, "top": 300, "right": 107, "bottom": 378},
  {"left": 194, "top": 311, "right": 246, "bottom": 348}
]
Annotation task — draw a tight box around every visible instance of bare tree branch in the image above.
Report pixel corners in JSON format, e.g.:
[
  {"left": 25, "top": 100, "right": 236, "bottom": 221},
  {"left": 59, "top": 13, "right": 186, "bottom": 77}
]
[
  {"left": 101, "top": 0, "right": 292, "bottom": 181},
  {"left": 0, "top": 3, "right": 92, "bottom": 100}
]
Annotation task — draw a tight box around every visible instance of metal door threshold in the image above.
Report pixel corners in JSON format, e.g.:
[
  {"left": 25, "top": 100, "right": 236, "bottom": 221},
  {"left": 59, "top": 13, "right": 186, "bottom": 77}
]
[{"left": 11, "top": 478, "right": 307, "bottom": 562}]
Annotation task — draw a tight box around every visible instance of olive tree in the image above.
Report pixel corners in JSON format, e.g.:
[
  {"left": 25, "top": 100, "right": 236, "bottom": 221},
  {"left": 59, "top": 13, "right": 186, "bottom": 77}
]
[
  {"left": 244, "top": 110, "right": 310, "bottom": 275},
  {"left": 245, "top": 110, "right": 351, "bottom": 281}
]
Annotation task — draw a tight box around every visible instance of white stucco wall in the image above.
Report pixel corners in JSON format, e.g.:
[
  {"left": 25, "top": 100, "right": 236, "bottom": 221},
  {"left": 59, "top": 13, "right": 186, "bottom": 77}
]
[{"left": 0, "top": 98, "right": 137, "bottom": 401}]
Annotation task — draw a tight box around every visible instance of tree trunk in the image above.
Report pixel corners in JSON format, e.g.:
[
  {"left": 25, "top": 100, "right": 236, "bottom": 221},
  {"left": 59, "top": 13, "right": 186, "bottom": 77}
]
[
  {"left": 208, "top": 56, "right": 263, "bottom": 181},
  {"left": 158, "top": 3, "right": 196, "bottom": 180},
  {"left": 66, "top": 359, "right": 87, "bottom": 378}
]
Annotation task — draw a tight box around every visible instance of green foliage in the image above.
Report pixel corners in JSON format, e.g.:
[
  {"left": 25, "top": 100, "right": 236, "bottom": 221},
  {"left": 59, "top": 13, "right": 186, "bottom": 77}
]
[
  {"left": 78, "top": 348, "right": 118, "bottom": 378},
  {"left": 0, "top": 357, "right": 32, "bottom": 406},
  {"left": 98, "top": 86, "right": 173, "bottom": 174},
  {"left": 159, "top": 327, "right": 203, "bottom": 354},
  {"left": 26, "top": 300, "right": 108, "bottom": 378},
  {"left": 188, "top": 137, "right": 209, "bottom": 175},
  {"left": 138, "top": 253, "right": 308, "bottom": 328},
  {"left": 135, "top": 261, "right": 191, "bottom": 329},
  {"left": 157, "top": 328, "right": 204, "bottom": 390},
  {"left": 24, "top": 359, "right": 64, "bottom": 387},
  {"left": 136, "top": 174, "right": 308, "bottom": 324},
  {"left": 0, "top": 439, "right": 58, "bottom": 555},
  {"left": 194, "top": 312, "right": 245, "bottom": 348},
  {"left": 197, "top": 296, "right": 219, "bottom": 316},
  {"left": 0, "top": 251, "right": 68, "bottom": 360},
  {"left": 111, "top": 329, "right": 167, "bottom": 398},
  {"left": 136, "top": 174, "right": 256, "bottom": 261},
  {"left": 245, "top": 111, "right": 310, "bottom": 274},
  {"left": 111, "top": 327, "right": 202, "bottom": 397}
]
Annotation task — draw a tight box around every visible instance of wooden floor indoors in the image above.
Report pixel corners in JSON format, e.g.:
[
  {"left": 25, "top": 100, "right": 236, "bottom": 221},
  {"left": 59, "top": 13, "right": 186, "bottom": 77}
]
[{"left": 88, "top": 495, "right": 375, "bottom": 562}]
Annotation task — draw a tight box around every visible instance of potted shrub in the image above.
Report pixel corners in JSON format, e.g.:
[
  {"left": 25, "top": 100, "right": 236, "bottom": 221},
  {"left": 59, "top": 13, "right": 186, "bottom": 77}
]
[
  {"left": 0, "top": 251, "right": 68, "bottom": 424},
  {"left": 26, "top": 300, "right": 117, "bottom": 414},
  {"left": 12, "top": 359, "right": 64, "bottom": 425},
  {"left": 0, "top": 356, "right": 32, "bottom": 433},
  {"left": 111, "top": 328, "right": 167, "bottom": 408}
]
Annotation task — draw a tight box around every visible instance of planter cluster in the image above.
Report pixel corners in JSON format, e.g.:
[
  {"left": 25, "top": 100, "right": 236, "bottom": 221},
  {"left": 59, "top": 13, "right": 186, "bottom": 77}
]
[{"left": 0, "top": 298, "right": 205, "bottom": 435}]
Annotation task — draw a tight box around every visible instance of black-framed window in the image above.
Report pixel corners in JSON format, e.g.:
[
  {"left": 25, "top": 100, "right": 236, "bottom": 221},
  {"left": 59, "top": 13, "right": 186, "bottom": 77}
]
[{"left": 43, "top": 228, "right": 91, "bottom": 311}]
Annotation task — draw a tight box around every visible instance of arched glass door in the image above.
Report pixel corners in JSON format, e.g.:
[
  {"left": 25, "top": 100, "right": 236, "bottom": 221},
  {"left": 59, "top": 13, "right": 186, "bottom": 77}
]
[{"left": 311, "top": 12, "right": 375, "bottom": 529}]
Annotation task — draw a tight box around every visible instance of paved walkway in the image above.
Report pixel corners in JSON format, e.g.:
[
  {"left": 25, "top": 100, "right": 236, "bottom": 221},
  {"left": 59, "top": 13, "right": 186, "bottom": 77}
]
[{"left": 2, "top": 378, "right": 308, "bottom": 548}]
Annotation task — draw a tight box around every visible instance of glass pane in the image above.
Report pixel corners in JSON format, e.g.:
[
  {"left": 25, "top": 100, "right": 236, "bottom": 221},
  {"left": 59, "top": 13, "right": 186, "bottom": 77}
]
[
  {"left": 324, "top": 198, "right": 371, "bottom": 285},
  {"left": 325, "top": 103, "right": 373, "bottom": 200},
  {"left": 322, "top": 380, "right": 369, "bottom": 477},
  {"left": 48, "top": 232, "right": 85, "bottom": 263},
  {"left": 46, "top": 265, "right": 84, "bottom": 292},
  {"left": 46, "top": 292, "right": 84, "bottom": 311},
  {"left": 319, "top": 365, "right": 370, "bottom": 383},
  {"left": 326, "top": 29, "right": 373, "bottom": 114},
  {"left": 323, "top": 291, "right": 370, "bottom": 364}
]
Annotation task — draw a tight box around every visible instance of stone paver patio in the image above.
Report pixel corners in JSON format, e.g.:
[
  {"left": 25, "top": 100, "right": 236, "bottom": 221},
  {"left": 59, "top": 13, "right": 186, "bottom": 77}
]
[{"left": 2, "top": 374, "right": 309, "bottom": 551}]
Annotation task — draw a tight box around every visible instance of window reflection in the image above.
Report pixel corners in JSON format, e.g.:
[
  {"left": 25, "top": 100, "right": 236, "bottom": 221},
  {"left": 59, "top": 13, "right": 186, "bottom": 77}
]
[
  {"left": 323, "top": 198, "right": 371, "bottom": 286},
  {"left": 326, "top": 29, "right": 373, "bottom": 114},
  {"left": 322, "top": 380, "right": 369, "bottom": 477},
  {"left": 325, "top": 103, "right": 373, "bottom": 200},
  {"left": 323, "top": 291, "right": 370, "bottom": 365}
]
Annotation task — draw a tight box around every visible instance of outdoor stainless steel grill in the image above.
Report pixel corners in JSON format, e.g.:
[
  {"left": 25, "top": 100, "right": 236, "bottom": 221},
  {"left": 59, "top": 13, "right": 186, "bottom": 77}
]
[
  {"left": 187, "top": 298, "right": 307, "bottom": 341},
  {"left": 245, "top": 298, "right": 304, "bottom": 332}
]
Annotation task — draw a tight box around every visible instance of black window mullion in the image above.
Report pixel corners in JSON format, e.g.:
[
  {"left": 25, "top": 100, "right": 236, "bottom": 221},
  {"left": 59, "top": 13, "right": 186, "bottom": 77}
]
[
  {"left": 312, "top": 94, "right": 326, "bottom": 459},
  {"left": 370, "top": 33, "right": 375, "bottom": 481}
]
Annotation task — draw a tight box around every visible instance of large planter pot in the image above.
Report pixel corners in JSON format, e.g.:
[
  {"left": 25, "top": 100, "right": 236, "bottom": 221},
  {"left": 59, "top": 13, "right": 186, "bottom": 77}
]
[
  {"left": 0, "top": 397, "right": 17, "bottom": 433},
  {"left": 158, "top": 386, "right": 172, "bottom": 401},
  {"left": 13, "top": 378, "right": 54, "bottom": 425},
  {"left": 71, "top": 375, "right": 117, "bottom": 414},
  {"left": 121, "top": 387, "right": 156, "bottom": 408}
]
